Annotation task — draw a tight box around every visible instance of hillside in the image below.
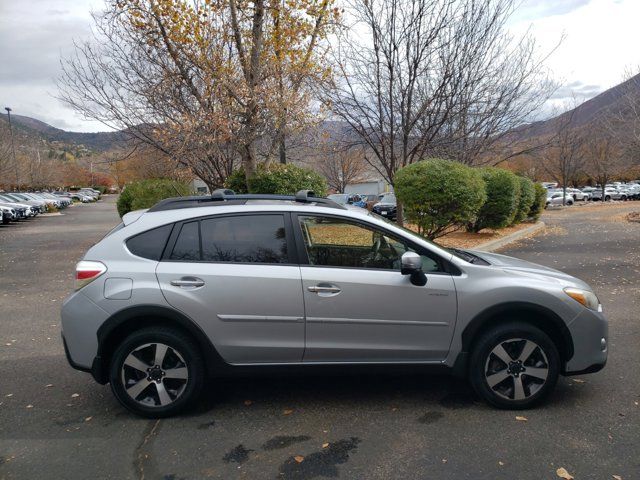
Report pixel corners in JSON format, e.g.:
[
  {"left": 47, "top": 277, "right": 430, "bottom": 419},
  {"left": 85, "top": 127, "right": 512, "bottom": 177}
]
[
  {"left": 515, "top": 73, "right": 640, "bottom": 140},
  {"left": 0, "top": 114, "right": 126, "bottom": 153}
]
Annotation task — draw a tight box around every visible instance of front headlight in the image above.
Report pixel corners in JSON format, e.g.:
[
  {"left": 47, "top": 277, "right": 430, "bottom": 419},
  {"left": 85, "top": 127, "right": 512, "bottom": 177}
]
[{"left": 564, "top": 287, "right": 602, "bottom": 312}]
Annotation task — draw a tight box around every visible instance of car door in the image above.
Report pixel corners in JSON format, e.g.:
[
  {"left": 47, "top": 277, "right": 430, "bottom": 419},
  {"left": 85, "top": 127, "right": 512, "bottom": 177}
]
[
  {"left": 155, "top": 213, "right": 305, "bottom": 364},
  {"left": 293, "top": 214, "right": 458, "bottom": 363}
]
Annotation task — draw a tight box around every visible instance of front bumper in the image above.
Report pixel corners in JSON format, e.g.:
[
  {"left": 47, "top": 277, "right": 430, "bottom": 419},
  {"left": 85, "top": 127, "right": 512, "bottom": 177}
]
[{"left": 563, "top": 308, "right": 608, "bottom": 375}]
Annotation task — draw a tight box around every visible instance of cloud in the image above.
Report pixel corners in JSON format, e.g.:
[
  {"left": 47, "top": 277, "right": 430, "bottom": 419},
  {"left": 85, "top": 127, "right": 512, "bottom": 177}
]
[
  {"left": 511, "top": 0, "right": 592, "bottom": 22},
  {"left": 550, "top": 81, "right": 603, "bottom": 101}
]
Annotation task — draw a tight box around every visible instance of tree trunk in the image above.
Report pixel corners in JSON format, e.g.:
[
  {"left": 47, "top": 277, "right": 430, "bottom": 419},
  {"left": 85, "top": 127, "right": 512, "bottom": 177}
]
[
  {"left": 278, "top": 129, "right": 286, "bottom": 164},
  {"left": 396, "top": 200, "right": 404, "bottom": 227},
  {"left": 241, "top": 141, "right": 257, "bottom": 191}
]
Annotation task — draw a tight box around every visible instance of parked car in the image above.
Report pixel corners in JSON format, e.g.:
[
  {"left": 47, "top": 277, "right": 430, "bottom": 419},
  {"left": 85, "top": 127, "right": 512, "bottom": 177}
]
[
  {"left": 327, "top": 193, "right": 367, "bottom": 208},
  {"left": 372, "top": 193, "right": 397, "bottom": 220},
  {"left": 0, "top": 194, "right": 43, "bottom": 214},
  {"left": 360, "top": 194, "right": 379, "bottom": 211},
  {"left": 546, "top": 192, "right": 574, "bottom": 207},
  {"left": 61, "top": 189, "right": 607, "bottom": 417},
  {"left": 566, "top": 188, "right": 588, "bottom": 201},
  {"left": 0, "top": 201, "right": 31, "bottom": 219},
  {"left": 590, "top": 188, "right": 626, "bottom": 201},
  {"left": 0, "top": 205, "right": 15, "bottom": 224}
]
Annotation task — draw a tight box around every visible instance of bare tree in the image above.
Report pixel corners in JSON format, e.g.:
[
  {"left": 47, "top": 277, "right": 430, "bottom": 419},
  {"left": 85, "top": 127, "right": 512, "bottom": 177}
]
[
  {"left": 326, "top": 0, "right": 555, "bottom": 223},
  {"left": 317, "top": 146, "right": 369, "bottom": 192},
  {"left": 584, "top": 123, "right": 622, "bottom": 199},
  {"left": 542, "top": 107, "right": 585, "bottom": 204},
  {"left": 58, "top": 0, "right": 335, "bottom": 188}
]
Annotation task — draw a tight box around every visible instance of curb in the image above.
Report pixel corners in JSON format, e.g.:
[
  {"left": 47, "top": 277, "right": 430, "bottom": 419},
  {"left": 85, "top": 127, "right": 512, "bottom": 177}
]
[{"left": 474, "top": 222, "right": 545, "bottom": 252}]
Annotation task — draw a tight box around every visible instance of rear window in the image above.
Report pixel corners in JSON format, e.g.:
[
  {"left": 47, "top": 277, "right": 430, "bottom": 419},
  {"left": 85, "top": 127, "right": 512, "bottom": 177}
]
[{"left": 126, "top": 224, "right": 173, "bottom": 260}]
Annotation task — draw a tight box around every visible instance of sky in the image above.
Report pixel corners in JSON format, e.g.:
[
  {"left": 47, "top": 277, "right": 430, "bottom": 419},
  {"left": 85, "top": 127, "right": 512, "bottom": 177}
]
[{"left": 0, "top": 0, "right": 639, "bottom": 132}]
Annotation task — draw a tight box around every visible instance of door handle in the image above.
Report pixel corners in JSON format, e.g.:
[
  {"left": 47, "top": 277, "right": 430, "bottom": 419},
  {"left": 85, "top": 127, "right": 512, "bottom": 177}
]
[
  {"left": 170, "top": 277, "right": 205, "bottom": 288},
  {"left": 308, "top": 284, "right": 341, "bottom": 295}
]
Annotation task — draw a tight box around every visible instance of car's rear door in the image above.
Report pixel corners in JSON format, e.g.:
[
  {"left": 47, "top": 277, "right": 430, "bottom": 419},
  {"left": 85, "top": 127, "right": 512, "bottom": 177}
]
[
  {"left": 155, "top": 212, "right": 305, "bottom": 364},
  {"left": 293, "top": 214, "right": 457, "bottom": 363}
]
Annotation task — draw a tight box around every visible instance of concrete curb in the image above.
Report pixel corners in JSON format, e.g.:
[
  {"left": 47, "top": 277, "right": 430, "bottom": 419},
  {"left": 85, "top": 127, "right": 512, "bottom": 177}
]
[{"left": 474, "top": 221, "right": 545, "bottom": 252}]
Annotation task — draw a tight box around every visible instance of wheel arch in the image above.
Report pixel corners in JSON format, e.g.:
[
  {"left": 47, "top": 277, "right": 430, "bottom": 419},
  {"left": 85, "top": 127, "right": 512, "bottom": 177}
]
[
  {"left": 92, "top": 305, "right": 226, "bottom": 384},
  {"left": 461, "top": 302, "right": 574, "bottom": 364}
]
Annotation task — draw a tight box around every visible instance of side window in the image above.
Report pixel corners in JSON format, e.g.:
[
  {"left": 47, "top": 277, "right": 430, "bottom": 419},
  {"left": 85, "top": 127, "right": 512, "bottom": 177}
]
[
  {"left": 170, "top": 222, "right": 200, "bottom": 261},
  {"left": 200, "top": 215, "right": 288, "bottom": 263},
  {"left": 298, "top": 216, "right": 440, "bottom": 271},
  {"left": 126, "top": 224, "right": 173, "bottom": 260}
]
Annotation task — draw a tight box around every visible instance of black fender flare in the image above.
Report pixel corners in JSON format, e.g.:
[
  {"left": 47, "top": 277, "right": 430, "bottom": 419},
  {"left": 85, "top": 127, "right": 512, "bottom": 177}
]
[{"left": 92, "top": 304, "right": 227, "bottom": 383}]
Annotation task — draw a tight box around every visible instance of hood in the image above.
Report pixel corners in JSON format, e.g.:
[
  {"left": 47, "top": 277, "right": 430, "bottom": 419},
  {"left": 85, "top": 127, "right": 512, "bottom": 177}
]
[
  {"left": 468, "top": 250, "right": 592, "bottom": 290},
  {"left": 374, "top": 202, "right": 397, "bottom": 207}
]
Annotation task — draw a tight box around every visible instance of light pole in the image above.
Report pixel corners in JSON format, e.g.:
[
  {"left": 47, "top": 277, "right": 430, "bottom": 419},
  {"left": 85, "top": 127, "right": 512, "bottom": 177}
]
[{"left": 4, "top": 107, "right": 19, "bottom": 191}]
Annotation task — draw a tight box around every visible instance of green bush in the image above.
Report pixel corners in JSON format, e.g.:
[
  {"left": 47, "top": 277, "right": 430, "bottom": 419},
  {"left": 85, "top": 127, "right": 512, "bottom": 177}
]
[
  {"left": 467, "top": 168, "right": 520, "bottom": 232},
  {"left": 512, "top": 176, "right": 536, "bottom": 224},
  {"left": 117, "top": 179, "right": 192, "bottom": 217},
  {"left": 395, "top": 159, "right": 486, "bottom": 240},
  {"left": 225, "top": 163, "right": 328, "bottom": 197},
  {"left": 91, "top": 185, "right": 107, "bottom": 195},
  {"left": 529, "top": 182, "right": 547, "bottom": 221}
]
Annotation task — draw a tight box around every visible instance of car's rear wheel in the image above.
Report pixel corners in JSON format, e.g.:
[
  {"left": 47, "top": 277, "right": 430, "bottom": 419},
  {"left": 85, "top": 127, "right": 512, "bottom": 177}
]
[
  {"left": 469, "top": 322, "right": 560, "bottom": 409},
  {"left": 109, "top": 327, "right": 204, "bottom": 418}
]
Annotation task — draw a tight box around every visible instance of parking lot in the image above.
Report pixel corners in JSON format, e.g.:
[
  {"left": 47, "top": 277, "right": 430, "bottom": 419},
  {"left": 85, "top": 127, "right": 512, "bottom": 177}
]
[{"left": 1, "top": 197, "right": 639, "bottom": 480}]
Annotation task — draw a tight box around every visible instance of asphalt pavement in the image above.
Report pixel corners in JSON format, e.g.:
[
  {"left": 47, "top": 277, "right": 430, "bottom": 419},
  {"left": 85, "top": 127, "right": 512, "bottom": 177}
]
[{"left": 0, "top": 198, "right": 638, "bottom": 480}]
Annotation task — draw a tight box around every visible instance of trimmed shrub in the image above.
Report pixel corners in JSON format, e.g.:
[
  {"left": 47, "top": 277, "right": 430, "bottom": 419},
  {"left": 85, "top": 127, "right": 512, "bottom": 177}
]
[
  {"left": 512, "top": 176, "right": 536, "bottom": 224},
  {"left": 117, "top": 179, "right": 192, "bottom": 217},
  {"left": 529, "top": 182, "right": 547, "bottom": 221},
  {"left": 467, "top": 168, "right": 520, "bottom": 232},
  {"left": 225, "top": 163, "right": 328, "bottom": 197},
  {"left": 395, "top": 159, "right": 486, "bottom": 240}
]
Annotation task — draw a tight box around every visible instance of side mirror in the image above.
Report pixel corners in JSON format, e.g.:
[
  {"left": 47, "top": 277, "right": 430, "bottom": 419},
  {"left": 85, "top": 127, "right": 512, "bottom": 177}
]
[{"left": 401, "top": 252, "right": 427, "bottom": 286}]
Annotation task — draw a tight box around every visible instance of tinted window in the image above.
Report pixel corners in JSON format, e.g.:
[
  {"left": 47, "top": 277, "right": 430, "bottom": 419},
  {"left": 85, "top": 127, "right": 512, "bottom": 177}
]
[
  {"left": 200, "top": 215, "right": 288, "bottom": 263},
  {"left": 126, "top": 224, "right": 173, "bottom": 260},
  {"left": 298, "top": 216, "right": 440, "bottom": 271},
  {"left": 170, "top": 222, "right": 200, "bottom": 261}
]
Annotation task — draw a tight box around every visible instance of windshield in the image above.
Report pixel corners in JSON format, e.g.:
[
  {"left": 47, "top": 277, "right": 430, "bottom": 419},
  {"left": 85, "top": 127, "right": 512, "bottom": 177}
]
[{"left": 379, "top": 193, "right": 396, "bottom": 204}]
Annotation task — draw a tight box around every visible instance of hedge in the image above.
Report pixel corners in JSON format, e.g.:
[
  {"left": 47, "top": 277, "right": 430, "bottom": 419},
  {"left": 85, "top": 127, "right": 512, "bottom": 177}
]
[
  {"left": 395, "top": 159, "right": 486, "bottom": 239},
  {"left": 513, "top": 176, "right": 536, "bottom": 224},
  {"left": 225, "top": 163, "right": 328, "bottom": 197},
  {"left": 529, "top": 182, "right": 547, "bottom": 221},
  {"left": 117, "top": 179, "right": 192, "bottom": 217},
  {"left": 467, "top": 168, "right": 520, "bottom": 232}
]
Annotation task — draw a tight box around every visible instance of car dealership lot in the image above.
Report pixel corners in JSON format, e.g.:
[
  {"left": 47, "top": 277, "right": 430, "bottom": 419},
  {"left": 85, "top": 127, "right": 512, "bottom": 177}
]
[{"left": 1, "top": 198, "right": 639, "bottom": 480}]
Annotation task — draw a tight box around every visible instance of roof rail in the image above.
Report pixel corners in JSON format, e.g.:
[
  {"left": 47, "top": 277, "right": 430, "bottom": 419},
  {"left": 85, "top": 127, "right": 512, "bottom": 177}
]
[{"left": 147, "top": 189, "right": 345, "bottom": 212}]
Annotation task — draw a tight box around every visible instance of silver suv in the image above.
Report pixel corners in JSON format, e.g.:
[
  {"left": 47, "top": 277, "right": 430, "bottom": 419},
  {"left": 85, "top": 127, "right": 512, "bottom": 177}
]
[{"left": 61, "top": 190, "right": 608, "bottom": 417}]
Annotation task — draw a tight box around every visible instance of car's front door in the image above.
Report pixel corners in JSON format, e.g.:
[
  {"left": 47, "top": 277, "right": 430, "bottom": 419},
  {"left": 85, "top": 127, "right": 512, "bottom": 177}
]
[
  {"left": 294, "top": 214, "right": 458, "bottom": 363},
  {"left": 156, "top": 213, "right": 305, "bottom": 364}
]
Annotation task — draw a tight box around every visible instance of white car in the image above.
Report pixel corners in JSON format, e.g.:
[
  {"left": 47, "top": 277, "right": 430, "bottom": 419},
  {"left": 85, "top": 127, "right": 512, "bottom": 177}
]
[
  {"left": 566, "top": 188, "right": 588, "bottom": 201},
  {"left": 546, "top": 192, "right": 574, "bottom": 207}
]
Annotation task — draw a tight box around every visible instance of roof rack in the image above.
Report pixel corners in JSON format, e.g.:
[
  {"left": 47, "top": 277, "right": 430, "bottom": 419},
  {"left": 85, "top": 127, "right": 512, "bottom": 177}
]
[{"left": 147, "top": 189, "right": 346, "bottom": 212}]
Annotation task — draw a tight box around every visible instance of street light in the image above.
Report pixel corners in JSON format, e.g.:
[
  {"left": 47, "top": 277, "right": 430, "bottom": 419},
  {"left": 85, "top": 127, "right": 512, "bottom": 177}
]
[{"left": 4, "top": 107, "right": 19, "bottom": 191}]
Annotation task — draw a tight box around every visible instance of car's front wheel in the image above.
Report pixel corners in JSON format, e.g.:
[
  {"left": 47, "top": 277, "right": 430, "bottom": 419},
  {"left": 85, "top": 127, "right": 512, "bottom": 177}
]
[
  {"left": 109, "top": 327, "right": 205, "bottom": 418},
  {"left": 469, "top": 322, "right": 560, "bottom": 409}
]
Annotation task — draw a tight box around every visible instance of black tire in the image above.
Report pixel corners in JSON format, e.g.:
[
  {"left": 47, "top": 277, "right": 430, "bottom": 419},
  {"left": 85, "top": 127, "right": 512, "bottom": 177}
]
[
  {"left": 605, "top": 195, "right": 611, "bottom": 201},
  {"left": 469, "top": 322, "right": 560, "bottom": 410},
  {"left": 109, "top": 327, "right": 205, "bottom": 418}
]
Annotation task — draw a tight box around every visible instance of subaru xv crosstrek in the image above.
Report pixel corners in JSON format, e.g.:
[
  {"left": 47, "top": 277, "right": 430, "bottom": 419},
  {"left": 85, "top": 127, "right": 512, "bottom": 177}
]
[{"left": 61, "top": 190, "right": 608, "bottom": 417}]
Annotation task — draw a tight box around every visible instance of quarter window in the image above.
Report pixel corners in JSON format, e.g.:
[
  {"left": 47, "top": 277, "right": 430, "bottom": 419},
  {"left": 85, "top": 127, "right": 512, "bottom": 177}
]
[{"left": 126, "top": 224, "right": 173, "bottom": 260}]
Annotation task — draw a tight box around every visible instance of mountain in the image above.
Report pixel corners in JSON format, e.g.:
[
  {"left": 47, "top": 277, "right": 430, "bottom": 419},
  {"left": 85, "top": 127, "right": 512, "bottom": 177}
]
[
  {"left": 514, "top": 73, "right": 640, "bottom": 140},
  {"left": 0, "top": 114, "right": 127, "bottom": 153}
]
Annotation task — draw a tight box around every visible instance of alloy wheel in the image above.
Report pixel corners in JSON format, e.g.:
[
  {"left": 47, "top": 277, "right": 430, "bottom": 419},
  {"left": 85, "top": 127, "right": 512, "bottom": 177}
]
[
  {"left": 484, "top": 338, "right": 549, "bottom": 401},
  {"left": 120, "top": 342, "right": 189, "bottom": 407}
]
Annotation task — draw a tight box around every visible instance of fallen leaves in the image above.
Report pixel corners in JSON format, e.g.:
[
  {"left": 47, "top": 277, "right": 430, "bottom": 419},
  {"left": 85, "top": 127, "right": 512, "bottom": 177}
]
[
  {"left": 556, "top": 467, "right": 574, "bottom": 479},
  {"left": 612, "top": 475, "right": 622, "bottom": 480},
  {"left": 71, "top": 393, "right": 80, "bottom": 398},
  {"left": 243, "top": 400, "right": 252, "bottom": 406},
  {"left": 515, "top": 416, "right": 528, "bottom": 422},
  {"left": 283, "top": 409, "right": 294, "bottom": 415},
  {"left": 84, "top": 416, "right": 92, "bottom": 422},
  {"left": 26, "top": 404, "right": 33, "bottom": 409},
  {"left": 572, "top": 378, "right": 585, "bottom": 383},
  {"left": 322, "top": 443, "right": 329, "bottom": 449},
  {"left": 294, "top": 455, "right": 304, "bottom": 463}
]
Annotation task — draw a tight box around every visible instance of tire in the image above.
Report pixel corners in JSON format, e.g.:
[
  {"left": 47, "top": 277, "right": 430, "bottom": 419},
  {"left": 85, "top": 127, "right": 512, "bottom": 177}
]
[
  {"left": 567, "top": 200, "right": 573, "bottom": 206},
  {"left": 109, "top": 327, "right": 205, "bottom": 418},
  {"left": 469, "top": 322, "right": 560, "bottom": 410},
  {"left": 605, "top": 195, "right": 611, "bottom": 202}
]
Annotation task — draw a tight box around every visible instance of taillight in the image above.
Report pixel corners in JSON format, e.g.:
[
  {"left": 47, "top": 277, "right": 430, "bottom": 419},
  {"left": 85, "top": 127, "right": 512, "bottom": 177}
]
[{"left": 75, "top": 260, "right": 107, "bottom": 290}]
